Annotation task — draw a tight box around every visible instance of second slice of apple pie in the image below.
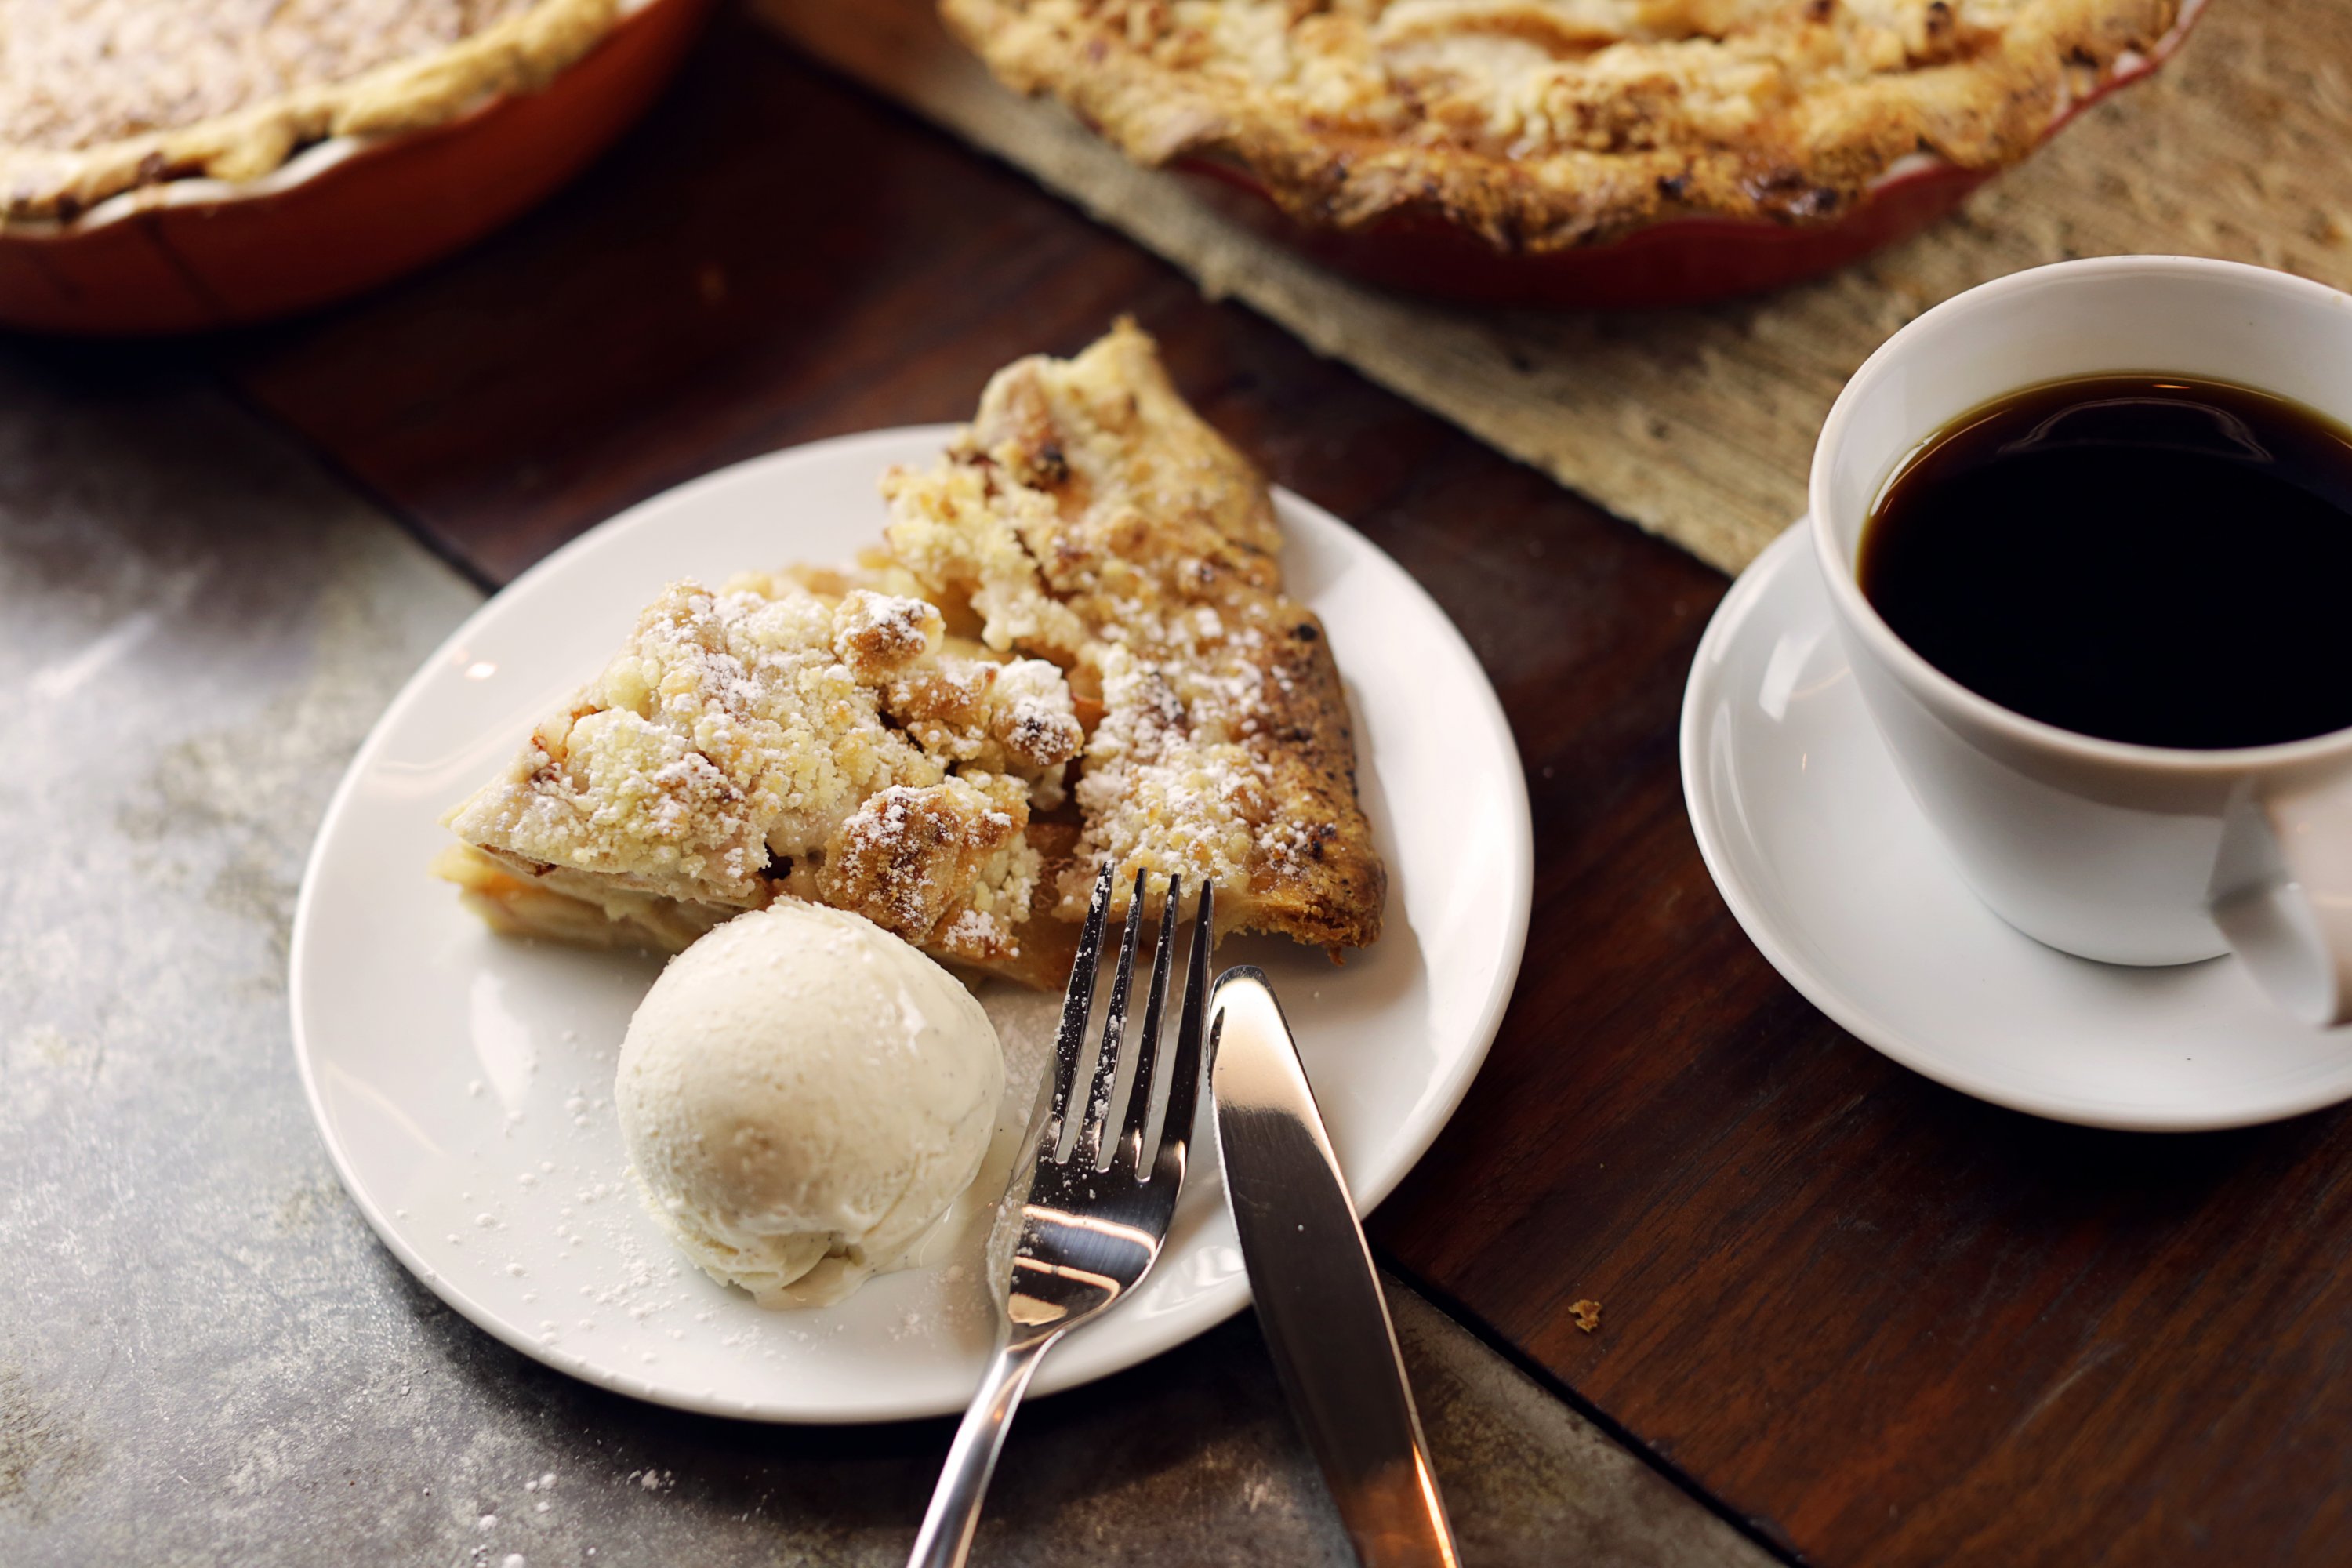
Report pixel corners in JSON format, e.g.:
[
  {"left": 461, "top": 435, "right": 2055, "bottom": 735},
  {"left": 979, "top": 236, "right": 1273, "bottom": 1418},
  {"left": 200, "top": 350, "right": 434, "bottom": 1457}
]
[{"left": 881, "top": 319, "right": 1385, "bottom": 953}]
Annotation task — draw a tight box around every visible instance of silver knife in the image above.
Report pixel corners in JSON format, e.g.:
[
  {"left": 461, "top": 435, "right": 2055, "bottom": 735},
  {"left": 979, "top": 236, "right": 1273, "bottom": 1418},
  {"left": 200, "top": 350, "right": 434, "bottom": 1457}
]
[{"left": 1207, "top": 966, "right": 1461, "bottom": 1568}]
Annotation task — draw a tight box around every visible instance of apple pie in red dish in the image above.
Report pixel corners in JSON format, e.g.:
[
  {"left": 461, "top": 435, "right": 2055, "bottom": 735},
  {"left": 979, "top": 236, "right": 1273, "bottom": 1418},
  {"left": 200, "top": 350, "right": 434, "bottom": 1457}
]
[
  {"left": 0, "top": 0, "right": 710, "bottom": 333},
  {"left": 941, "top": 0, "right": 2207, "bottom": 307},
  {"left": 441, "top": 321, "right": 1386, "bottom": 985}
]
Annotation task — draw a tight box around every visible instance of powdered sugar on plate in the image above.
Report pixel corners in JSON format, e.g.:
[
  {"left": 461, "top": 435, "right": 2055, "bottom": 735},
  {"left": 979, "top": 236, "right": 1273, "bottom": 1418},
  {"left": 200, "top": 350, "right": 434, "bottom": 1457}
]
[{"left": 388, "top": 943, "right": 1075, "bottom": 1414}]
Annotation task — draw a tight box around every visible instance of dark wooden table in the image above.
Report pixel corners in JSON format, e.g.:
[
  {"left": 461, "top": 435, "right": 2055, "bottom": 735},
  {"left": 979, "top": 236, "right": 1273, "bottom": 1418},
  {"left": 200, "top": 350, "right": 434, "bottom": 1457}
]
[{"left": 169, "top": 9, "right": 2352, "bottom": 1564}]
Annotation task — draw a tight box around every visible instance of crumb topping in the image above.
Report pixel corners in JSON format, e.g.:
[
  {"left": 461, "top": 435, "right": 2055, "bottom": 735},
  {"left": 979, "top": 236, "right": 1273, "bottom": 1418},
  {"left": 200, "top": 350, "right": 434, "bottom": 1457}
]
[
  {"left": 883, "top": 319, "right": 1385, "bottom": 949},
  {"left": 830, "top": 587, "right": 943, "bottom": 677},
  {"left": 816, "top": 775, "right": 1040, "bottom": 964},
  {"left": 881, "top": 459, "right": 1093, "bottom": 662},
  {"left": 443, "top": 574, "right": 1080, "bottom": 953},
  {"left": 0, "top": 0, "right": 619, "bottom": 223},
  {"left": 0, "top": 0, "right": 542, "bottom": 152},
  {"left": 944, "top": 0, "right": 2188, "bottom": 247}
]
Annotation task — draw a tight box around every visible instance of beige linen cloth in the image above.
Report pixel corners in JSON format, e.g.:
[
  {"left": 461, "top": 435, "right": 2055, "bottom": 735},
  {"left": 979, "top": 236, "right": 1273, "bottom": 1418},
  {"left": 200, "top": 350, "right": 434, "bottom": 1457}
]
[{"left": 756, "top": 0, "right": 2352, "bottom": 575}]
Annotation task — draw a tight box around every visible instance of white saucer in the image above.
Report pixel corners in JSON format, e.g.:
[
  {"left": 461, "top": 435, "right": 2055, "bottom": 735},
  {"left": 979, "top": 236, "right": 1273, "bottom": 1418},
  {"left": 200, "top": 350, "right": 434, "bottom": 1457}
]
[
  {"left": 290, "top": 427, "right": 1532, "bottom": 1422},
  {"left": 1681, "top": 524, "right": 2352, "bottom": 1132}
]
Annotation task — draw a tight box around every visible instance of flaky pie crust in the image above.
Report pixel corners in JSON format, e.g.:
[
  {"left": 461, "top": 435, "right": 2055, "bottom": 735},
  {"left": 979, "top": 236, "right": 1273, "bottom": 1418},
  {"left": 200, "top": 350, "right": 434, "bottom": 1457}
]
[
  {"left": 0, "top": 0, "right": 625, "bottom": 224},
  {"left": 942, "top": 0, "right": 2189, "bottom": 251},
  {"left": 883, "top": 318, "right": 1386, "bottom": 952}
]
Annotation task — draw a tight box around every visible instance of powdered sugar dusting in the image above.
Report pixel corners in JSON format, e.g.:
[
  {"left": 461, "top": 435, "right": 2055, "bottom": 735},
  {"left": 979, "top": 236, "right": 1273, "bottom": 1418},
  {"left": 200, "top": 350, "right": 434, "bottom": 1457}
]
[
  {"left": 444, "top": 571, "right": 1081, "bottom": 964},
  {"left": 405, "top": 939, "right": 1066, "bottom": 1421}
]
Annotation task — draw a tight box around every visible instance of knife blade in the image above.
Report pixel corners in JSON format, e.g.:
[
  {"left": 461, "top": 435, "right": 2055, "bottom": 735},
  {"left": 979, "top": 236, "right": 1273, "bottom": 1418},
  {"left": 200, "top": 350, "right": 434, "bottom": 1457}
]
[{"left": 1207, "top": 966, "right": 1461, "bottom": 1568}]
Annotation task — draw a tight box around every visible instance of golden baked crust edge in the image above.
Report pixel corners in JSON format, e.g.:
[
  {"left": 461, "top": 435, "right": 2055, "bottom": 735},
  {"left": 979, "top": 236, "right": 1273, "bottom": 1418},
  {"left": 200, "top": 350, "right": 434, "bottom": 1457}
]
[
  {"left": 941, "top": 0, "right": 2188, "bottom": 251},
  {"left": 0, "top": 0, "right": 623, "bottom": 226}
]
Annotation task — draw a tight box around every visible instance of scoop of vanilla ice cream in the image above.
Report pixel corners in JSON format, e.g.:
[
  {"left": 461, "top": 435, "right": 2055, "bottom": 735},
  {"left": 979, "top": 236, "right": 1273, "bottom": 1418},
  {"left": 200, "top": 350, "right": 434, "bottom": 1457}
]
[{"left": 615, "top": 900, "right": 1005, "bottom": 1308}]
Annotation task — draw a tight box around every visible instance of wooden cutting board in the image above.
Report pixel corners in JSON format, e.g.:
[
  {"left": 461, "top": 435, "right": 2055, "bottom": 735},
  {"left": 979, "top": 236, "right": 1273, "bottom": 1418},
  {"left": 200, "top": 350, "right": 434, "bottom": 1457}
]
[{"left": 756, "top": 0, "right": 2352, "bottom": 575}]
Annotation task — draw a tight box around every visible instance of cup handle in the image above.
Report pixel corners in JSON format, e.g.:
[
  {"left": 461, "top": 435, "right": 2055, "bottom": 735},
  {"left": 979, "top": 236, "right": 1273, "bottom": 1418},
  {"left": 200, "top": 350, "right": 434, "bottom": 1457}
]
[{"left": 2209, "top": 771, "right": 2352, "bottom": 1027}]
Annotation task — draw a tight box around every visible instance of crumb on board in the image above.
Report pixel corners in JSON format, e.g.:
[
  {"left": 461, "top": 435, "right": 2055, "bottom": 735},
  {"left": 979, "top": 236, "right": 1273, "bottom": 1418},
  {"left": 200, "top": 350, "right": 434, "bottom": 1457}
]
[{"left": 1570, "top": 1298, "right": 1602, "bottom": 1334}]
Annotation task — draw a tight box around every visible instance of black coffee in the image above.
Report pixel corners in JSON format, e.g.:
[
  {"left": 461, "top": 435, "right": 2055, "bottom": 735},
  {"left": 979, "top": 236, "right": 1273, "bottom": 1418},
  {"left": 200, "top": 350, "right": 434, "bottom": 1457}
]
[{"left": 1858, "top": 373, "right": 2352, "bottom": 750}]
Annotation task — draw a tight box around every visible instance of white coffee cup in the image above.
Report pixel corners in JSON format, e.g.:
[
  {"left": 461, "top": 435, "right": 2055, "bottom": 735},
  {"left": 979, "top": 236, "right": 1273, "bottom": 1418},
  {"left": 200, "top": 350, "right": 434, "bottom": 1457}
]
[{"left": 1810, "top": 256, "right": 2352, "bottom": 1026}]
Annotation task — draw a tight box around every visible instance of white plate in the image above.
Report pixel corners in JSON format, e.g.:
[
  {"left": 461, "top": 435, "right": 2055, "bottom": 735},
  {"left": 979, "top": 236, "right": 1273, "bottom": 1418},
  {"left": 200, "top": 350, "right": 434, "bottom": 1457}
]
[
  {"left": 292, "top": 427, "right": 1532, "bottom": 1422},
  {"left": 1682, "top": 524, "right": 2352, "bottom": 1131}
]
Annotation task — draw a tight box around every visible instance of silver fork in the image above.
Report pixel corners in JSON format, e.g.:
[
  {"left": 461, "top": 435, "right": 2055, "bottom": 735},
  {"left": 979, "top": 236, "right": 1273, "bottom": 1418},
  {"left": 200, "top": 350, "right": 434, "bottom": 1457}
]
[{"left": 908, "top": 866, "right": 1214, "bottom": 1568}]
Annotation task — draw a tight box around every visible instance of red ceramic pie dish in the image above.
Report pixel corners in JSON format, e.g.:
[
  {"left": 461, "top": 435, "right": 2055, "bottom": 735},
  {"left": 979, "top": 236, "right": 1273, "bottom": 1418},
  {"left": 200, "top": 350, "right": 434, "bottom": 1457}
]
[
  {"left": 0, "top": 0, "right": 712, "bottom": 336},
  {"left": 1169, "top": 0, "right": 2207, "bottom": 311}
]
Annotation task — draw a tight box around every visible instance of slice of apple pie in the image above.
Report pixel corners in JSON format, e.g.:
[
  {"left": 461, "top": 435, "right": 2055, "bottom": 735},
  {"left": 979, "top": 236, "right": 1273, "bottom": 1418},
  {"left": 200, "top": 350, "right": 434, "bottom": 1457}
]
[
  {"left": 437, "top": 571, "right": 1086, "bottom": 985},
  {"left": 440, "top": 321, "right": 1385, "bottom": 981},
  {"left": 882, "top": 318, "right": 1383, "bottom": 952}
]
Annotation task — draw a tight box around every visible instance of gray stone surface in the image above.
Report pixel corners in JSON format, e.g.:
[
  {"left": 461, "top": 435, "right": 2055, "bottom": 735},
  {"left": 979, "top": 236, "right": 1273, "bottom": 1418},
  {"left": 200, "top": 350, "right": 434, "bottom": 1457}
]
[{"left": 0, "top": 348, "right": 1775, "bottom": 1568}]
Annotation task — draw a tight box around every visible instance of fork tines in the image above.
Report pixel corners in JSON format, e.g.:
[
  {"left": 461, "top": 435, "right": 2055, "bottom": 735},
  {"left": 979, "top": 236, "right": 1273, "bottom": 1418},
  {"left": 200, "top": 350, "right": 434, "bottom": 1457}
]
[{"left": 1040, "top": 866, "right": 1214, "bottom": 1181}]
